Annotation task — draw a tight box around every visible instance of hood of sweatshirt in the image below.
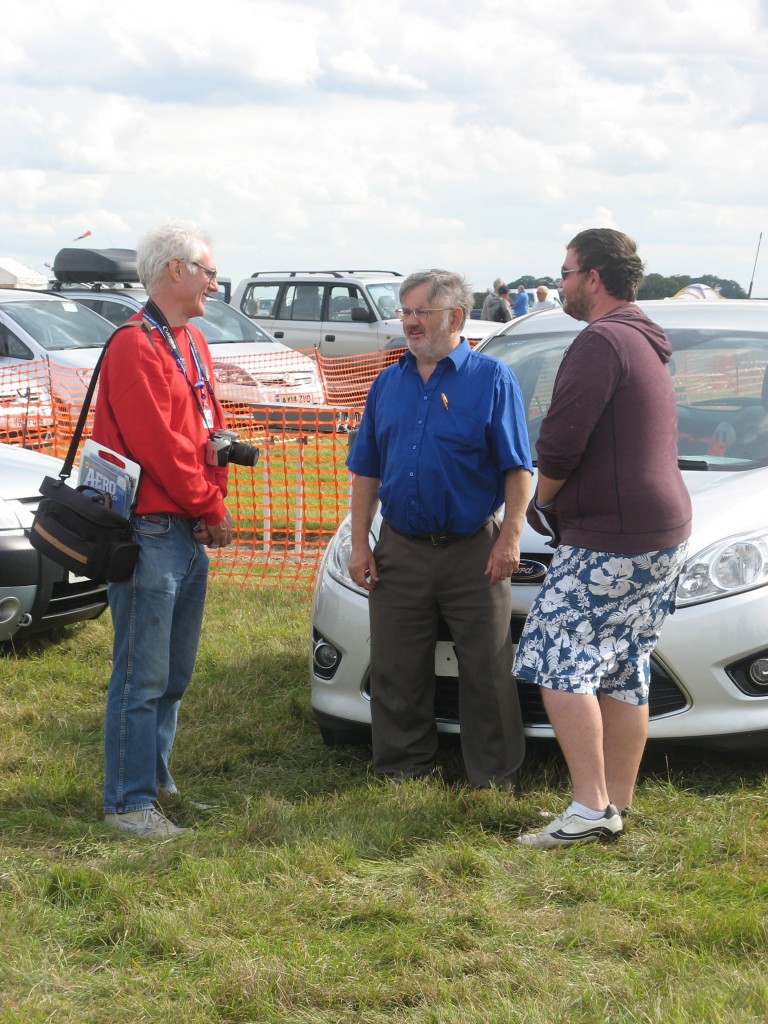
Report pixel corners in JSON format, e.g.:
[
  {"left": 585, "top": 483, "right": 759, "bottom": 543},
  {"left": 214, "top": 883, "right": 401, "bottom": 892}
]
[{"left": 592, "top": 304, "right": 672, "bottom": 364}]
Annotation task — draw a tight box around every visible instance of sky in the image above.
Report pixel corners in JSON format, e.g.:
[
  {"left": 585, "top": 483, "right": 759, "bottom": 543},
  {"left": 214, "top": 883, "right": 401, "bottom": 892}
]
[{"left": 2, "top": 0, "right": 767, "bottom": 296}]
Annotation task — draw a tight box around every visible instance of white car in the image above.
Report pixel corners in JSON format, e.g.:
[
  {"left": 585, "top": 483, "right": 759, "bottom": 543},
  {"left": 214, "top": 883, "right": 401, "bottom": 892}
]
[
  {"left": 48, "top": 247, "right": 326, "bottom": 418},
  {"left": 0, "top": 290, "right": 113, "bottom": 424},
  {"left": 311, "top": 299, "right": 768, "bottom": 751},
  {"left": 0, "top": 442, "right": 108, "bottom": 641}
]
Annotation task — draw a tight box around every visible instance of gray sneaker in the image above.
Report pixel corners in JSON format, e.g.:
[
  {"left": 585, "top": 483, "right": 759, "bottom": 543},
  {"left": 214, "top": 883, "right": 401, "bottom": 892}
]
[
  {"left": 104, "top": 807, "right": 188, "bottom": 838},
  {"left": 517, "top": 804, "right": 623, "bottom": 849}
]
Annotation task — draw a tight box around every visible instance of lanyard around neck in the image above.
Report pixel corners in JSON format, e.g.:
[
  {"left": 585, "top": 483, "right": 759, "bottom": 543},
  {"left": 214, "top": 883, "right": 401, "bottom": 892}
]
[{"left": 142, "top": 299, "right": 220, "bottom": 431}]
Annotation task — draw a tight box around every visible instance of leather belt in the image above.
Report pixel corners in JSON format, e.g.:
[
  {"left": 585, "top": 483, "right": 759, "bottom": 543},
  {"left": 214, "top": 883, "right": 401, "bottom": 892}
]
[{"left": 388, "top": 515, "right": 494, "bottom": 548}]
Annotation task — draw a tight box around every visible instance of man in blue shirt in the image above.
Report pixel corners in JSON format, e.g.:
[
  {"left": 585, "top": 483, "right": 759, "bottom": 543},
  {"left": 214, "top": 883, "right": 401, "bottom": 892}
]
[
  {"left": 513, "top": 285, "right": 530, "bottom": 317},
  {"left": 347, "top": 269, "right": 533, "bottom": 787}
]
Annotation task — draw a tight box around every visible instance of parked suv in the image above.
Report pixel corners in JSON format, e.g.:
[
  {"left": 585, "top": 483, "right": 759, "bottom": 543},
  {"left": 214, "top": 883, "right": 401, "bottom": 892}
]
[
  {"left": 231, "top": 270, "right": 407, "bottom": 357},
  {"left": 232, "top": 270, "right": 502, "bottom": 356}
]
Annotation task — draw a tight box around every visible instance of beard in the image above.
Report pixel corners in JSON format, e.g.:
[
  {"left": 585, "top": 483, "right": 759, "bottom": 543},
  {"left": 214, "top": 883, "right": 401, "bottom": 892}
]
[{"left": 563, "top": 287, "right": 591, "bottom": 323}]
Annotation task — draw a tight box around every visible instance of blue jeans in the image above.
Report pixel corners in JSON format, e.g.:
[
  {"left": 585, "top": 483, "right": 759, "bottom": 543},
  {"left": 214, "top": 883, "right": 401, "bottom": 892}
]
[{"left": 103, "top": 514, "right": 209, "bottom": 814}]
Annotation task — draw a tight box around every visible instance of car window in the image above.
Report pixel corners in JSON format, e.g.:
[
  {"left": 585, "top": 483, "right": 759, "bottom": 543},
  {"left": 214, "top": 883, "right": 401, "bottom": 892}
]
[
  {"left": 367, "top": 282, "right": 401, "bottom": 319},
  {"left": 193, "top": 299, "right": 278, "bottom": 345},
  {"left": 0, "top": 323, "right": 34, "bottom": 360},
  {"left": 668, "top": 327, "right": 768, "bottom": 467},
  {"left": 1, "top": 299, "right": 112, "bottom": 351},
  {"left": 278, "top": 284, "right": 323, "bottom": 322},
  {"left": 486, "top": 324, "right": 768, "bottom": 470},
  {"left": 240, "top": 283, "right": 280, "bottom": 319},
  {"left": 77, "top": 297, "right": 137, "bottom": 327},
  {"left": 327, "top": 286, "right": 369, "bottom": 322}
]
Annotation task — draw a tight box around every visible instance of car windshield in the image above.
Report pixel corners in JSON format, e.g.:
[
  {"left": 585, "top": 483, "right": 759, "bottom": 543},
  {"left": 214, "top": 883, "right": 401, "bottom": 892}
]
[
  {"left": 366, "top": 283, "right": 401, "bottom": 320},
  {"left": 192, "top": 299, "right": 278, "bottom": 345},
  {"left": 483, "top": 325, "right": 768, "bottom": 471},
  {"left": 5, "top": 298, "right": 113, "bottom": 351}
]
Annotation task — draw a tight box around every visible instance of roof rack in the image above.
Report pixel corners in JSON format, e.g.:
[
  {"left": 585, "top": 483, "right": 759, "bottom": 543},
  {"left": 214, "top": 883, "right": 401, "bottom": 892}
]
[
  {"left": 248, "top": 270, "right": 402, "bottom": 278},
  {"left": 52, "top": 247, "right": 139, "bottom": 284}
]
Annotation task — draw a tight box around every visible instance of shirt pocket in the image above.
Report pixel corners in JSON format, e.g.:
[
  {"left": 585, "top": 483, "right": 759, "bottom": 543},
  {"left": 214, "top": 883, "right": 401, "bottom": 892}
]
[{"left": 432, "top": 405, "right": 485, "bottom": 452}]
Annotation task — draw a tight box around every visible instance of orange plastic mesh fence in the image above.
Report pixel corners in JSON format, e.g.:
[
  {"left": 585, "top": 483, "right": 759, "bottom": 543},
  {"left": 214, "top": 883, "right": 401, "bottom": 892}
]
[
  {"left": 1, "top": 353, "right": 371, "bottom": 589},
  {"left": 5, "top": 346, "right": 768, "bottom": 588}
]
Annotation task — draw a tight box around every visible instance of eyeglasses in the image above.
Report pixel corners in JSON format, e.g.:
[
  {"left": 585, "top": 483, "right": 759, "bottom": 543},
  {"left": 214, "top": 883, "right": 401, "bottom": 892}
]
[
  {"left": 560, "top": 267, "right": 588, "bottom": 278},
  {"left": 397, "top": 306, "right": 456, "bottom": 321},
  {"left": 188, "top": 261, "right": 218, "bottom": 284}
]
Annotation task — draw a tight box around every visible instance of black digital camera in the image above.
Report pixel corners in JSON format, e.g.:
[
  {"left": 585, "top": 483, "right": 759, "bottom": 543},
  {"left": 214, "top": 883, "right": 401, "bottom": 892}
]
[{"left": 205, "top": 429, "right": 260, "bottom": 468}]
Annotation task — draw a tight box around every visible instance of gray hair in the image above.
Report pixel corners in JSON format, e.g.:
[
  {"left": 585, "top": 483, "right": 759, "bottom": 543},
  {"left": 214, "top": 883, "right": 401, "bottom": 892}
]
[
  {"left": 400, "top": 269, "right": 474, "bottom": 330},
  {"left": 136, "top": 220, "right": 212, "bottom": 293}
]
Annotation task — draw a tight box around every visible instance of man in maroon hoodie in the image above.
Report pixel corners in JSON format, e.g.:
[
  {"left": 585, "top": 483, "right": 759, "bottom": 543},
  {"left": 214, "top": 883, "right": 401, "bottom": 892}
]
[{"left": 513, "top": 228, "right": 691, "bottom": 849}]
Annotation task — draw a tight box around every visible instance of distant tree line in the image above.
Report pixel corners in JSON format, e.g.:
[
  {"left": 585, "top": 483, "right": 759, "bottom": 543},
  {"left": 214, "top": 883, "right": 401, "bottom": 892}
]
[{"left": 473, "top": 272, "right": 746, "bottom": 308}]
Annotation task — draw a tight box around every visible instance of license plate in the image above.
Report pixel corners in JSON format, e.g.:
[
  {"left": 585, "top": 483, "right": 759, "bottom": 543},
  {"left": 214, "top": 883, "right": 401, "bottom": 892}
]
[
  {"left": 272, "top": 394, "right": 313, "bottom": 404},
  {"left": 435, "top": 641, "right": 458, "bottom": 676},
  {"left": 68, "top": 572, "right": 88, "bottom": 584},
  {"left": 435, "top": 640, "right": 519, "bottom": 676}
]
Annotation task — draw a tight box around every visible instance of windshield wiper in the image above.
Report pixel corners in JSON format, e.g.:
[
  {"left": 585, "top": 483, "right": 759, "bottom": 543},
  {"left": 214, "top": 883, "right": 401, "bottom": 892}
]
[{"left": 678, "top": 458, "right": 710, "bottom": 470}]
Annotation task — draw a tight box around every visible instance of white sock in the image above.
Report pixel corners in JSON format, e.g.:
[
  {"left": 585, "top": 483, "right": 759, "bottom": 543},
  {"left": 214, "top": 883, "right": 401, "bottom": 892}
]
[{"left": 568, "top": 800, "right": 606, "bottom": 820}]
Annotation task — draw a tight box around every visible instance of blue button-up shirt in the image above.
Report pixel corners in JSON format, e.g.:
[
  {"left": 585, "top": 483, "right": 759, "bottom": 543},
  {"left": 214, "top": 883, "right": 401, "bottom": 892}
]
[{"left": 347, "top": 339, "right": 532, "bottom": 535}]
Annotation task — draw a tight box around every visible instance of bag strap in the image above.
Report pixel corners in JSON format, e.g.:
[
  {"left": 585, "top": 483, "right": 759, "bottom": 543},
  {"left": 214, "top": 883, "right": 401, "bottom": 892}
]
[{"left": 58, "top": 322, "right": 150, "bottom": 482}]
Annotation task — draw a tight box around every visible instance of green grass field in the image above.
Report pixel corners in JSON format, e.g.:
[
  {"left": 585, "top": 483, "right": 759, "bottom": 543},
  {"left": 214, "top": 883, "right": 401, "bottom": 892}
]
[{"left": 2, "top": 584, "right": 767, "bottom": 1023}]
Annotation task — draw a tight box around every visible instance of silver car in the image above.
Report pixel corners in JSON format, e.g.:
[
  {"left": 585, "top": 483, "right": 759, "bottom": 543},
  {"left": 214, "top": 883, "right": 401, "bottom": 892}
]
[
  {"left": 311, "top": 300, "right": 768, "bottom": 751},
  {"left": 0, "top": 442, "right": 108, "bottom": 642}
]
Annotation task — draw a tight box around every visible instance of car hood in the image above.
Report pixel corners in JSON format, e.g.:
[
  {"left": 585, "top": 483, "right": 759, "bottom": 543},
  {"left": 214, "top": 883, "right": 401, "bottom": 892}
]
[
  {"left": 681, "top": 467, "right": 768, "bottom": 552},
  {"left": 512, "top": 467, "right": 767, "bottom": 557},
  {"left": 367, "top": 465, "right": 767, "bottom": 558},
  {"left": 46, "top": 348, "right": 103, "bottom": 368},
  {"left": 207, "top": 342, "right": 315, "bottom": 369},
  {"left": 0, "top": 443, "right": 64, "bottom": 500}
]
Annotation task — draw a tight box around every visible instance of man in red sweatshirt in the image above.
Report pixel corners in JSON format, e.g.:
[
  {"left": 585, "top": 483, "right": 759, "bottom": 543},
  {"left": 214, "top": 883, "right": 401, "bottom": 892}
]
[{"left": 93, "top": 220, "right": 233, "bottom": 837}]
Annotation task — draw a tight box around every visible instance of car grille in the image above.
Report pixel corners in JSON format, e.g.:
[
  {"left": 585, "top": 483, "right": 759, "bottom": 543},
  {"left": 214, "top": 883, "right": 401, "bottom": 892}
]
[{"left": 363, "top": 612, "right": 690, "bottom": 726}]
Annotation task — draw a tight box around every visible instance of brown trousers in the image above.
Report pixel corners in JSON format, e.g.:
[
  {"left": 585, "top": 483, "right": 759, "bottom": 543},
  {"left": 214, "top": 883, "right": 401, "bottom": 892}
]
[{"left": 368, "top": 519, "right": 525, "bottom": 786}]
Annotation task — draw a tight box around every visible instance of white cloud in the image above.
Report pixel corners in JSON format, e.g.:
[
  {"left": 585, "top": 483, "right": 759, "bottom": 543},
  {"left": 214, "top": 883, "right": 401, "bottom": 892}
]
[{"left": 1, "top": 0, "right": 767, "bottom": 293}]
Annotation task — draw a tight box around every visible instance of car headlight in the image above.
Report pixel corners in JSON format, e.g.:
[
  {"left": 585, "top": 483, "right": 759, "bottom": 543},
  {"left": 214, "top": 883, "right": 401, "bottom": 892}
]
[
  {"left": 676, "top": 530, "right": 768, "bottom": 606},
  {"left": 0, "top": 497, "right": 24, "bottom": 533},
  {"left": 326, "top": 517, "right": 370, "bottom": 596}
]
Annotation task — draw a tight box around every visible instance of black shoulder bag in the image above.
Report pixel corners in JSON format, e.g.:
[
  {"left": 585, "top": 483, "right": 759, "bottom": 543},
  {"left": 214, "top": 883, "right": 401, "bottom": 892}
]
[{"left": 29, "top": 326, "right": 141, "bottom": 582}]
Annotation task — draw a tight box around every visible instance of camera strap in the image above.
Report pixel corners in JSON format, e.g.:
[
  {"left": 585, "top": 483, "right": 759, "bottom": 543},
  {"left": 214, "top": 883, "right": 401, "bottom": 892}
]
[{"left": 142, "top": 299, "right": 222, "bottom": 433}]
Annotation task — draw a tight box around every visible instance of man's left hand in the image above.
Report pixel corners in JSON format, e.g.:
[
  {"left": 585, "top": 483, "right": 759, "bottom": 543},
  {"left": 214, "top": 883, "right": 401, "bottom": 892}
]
[{"left": 198, "top": 513, "right": 234, "bottom": 548}]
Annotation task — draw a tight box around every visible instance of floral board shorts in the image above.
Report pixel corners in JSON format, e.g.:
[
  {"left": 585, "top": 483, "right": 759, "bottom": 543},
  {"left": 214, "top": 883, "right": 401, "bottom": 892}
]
[{"left": 512, "top": 542, "right": 689, "bottom": 705}]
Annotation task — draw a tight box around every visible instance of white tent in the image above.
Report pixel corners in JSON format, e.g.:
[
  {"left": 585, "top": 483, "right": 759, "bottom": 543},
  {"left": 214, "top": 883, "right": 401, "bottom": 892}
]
[
  {"left": 0, "top": 257, "right": 47, "bottom": 290},
  {"left": 671, "top": 282, "right": 724, "bottom": 301}
]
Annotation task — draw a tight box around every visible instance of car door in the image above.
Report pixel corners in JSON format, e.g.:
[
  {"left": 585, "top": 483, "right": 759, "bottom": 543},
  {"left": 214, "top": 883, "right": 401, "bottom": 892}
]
[
  {"left": 319, "top": 285, "right": 382, "bottom": 357},
  {"left": 267, "top": 283, "right": 325, "bottom": 352}
]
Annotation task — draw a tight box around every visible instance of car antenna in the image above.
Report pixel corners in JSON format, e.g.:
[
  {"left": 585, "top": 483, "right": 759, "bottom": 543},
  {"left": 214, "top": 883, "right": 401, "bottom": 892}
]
[{"left": 748, "top": 231, "right": 762, "bottom": 299}]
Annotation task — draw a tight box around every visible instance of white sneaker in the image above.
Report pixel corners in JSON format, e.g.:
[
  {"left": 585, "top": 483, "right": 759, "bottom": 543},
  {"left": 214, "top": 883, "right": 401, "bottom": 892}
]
[
  {"left": 104, "top": 807, "right": 188, "bottom": 837},
  {"left": 517, "top": 804, "right": 623, "bottom": 849}
]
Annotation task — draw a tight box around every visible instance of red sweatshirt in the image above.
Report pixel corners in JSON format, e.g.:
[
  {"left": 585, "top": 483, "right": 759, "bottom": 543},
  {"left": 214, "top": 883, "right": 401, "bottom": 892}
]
[{"left": 91, "top": 314, "right": 229, "bottom": 524}]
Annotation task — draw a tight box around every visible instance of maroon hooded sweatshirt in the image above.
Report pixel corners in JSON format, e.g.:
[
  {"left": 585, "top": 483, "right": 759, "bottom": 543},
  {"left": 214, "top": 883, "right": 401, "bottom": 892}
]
[{"left": 535, "top": 304, "right": 692, "bottom": 554}]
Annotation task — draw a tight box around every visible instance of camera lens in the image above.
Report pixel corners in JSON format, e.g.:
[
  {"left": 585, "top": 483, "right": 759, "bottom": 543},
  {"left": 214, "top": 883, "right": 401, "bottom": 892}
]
[{"left": 228, "top": 441, "right": 260, "bottom": 467}]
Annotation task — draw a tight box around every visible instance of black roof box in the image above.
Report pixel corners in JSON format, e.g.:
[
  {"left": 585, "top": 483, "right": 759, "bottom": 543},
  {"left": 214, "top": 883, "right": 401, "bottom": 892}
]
[{"left": 53, "top": 247, "right": 138, "bottom": 283}]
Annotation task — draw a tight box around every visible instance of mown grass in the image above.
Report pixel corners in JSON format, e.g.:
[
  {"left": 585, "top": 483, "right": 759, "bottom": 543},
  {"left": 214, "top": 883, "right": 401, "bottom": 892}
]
[{"left": 1, "top": 584, "right": 767, "bottom": 1023}]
